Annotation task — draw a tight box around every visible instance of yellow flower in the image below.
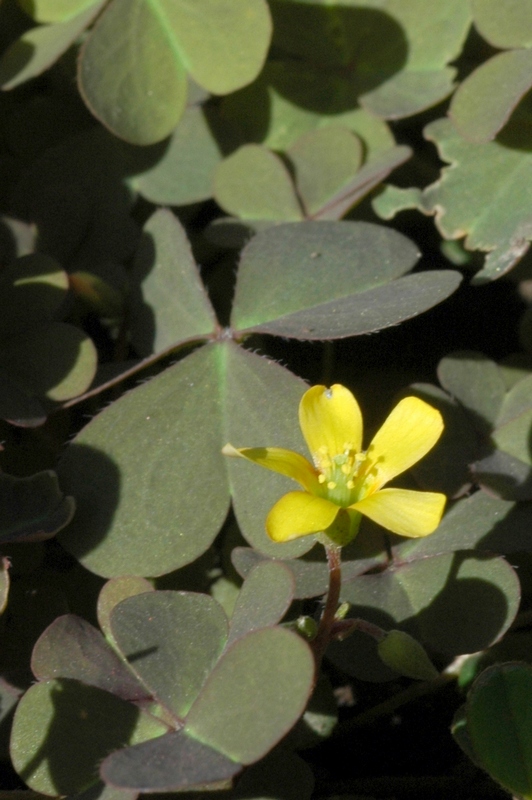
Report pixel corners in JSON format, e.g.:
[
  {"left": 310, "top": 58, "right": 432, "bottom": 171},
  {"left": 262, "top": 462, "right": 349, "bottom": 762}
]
[{"left": 223, "top": 385, "right": 446, "bottom": 546}]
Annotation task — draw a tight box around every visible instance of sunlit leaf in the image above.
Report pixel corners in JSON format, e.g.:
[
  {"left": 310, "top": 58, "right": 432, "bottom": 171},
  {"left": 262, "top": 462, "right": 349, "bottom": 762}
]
[
  {"left": 100, "top": 729, "right": 241, "bottom": 792},
  {"left": 450, "top": 49, "right": 532, "bottom": 143},
  {"left": 110, "top": 591, "right": 228, "bottom": 719},
  {"left": 57, "top": 344, "right": 230, "bottom": 577},
  {"left": 10, "top": 680, "right": 166, "bottom": 796},
  {"left": 31, "top": 615, "right": 150, "bottom": 701},
  {"left": 472, "top": 0, "right": 532, "bottom": 48},
  {"left": 78, "top": 0, "right": 271, "bottom": 144},
  {"left": 184, "top": 627, "right": 314, "bottom": 764},
  {"left": 227, "top": 560, "right": 295, "bottom": 645},
  {"left": 214, "top": 145, "right": 304, "bottom": 221},
  {"left": 129, "top": 209, "right": 217, "bottom": 357}
]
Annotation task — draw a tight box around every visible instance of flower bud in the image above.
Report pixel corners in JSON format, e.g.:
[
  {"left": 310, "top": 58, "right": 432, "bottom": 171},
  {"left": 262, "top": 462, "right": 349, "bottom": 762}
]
[{"left": 377, "top": 629, "right": 439, "bottom": 681}]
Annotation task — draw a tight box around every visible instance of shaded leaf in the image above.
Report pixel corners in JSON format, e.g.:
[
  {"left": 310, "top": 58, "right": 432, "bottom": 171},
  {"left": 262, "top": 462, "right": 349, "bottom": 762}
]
[
  {"left": 0, "top": 3, "right": 105, "bottom": 90},
  {"left": 472, "top": 449, "right": 532, "bottom": 500},
  {"left": 232, "top": 536, "right": 387, "bottom": 600},
  {"left": 227, "top": 560, "right": 295, "bottom": 645},
  {"left": 100, "top": 729, "right": 241, "bottom": 792},
  {"left": 184, "top": 627, "right": 314, "bottom": 764},
  {"left": 437, "top": 350, "right": 507, "bottom": 431},
  {"left": 129, "top": 106, "right": 226, "bottom": 205},
  {"left": 57, "top": 344, "right": 230, "bottom": 577},
  {"left": 450, "top": 49, "right": 532, "bottom": 143},
  {"left": 31, "top": 615, "right": 150, "bottom": 701},
  {"left": 10, "top": 679, "right": 165, "bottom": 796},
  {"left": 492, "top": 373, "right": 532, "bottom": 463},
  {"left": 0, "top": 470, "right": 74, "bottom": 544},
  {"left": 269, "top": 0, "right": 471, "bottom": 120},
  {"left": 328, "top": 552, "right": 519, "bottom": 681},
  {"left": 222, "top": 64, "right": 395, "bottom": 152},
  {"left": 467, "top": 662, "right": 532, "bottom": 798},
  {"left": 0, "top": 371, "right": 47, "bottom": 428},
  {"left": 129, "top": 209, "right": 217, "bottom": 358},
  {"left": 0, "top": 253, "right": 68, "bottom": 339},
  {"left": 406, "top": 383, "right": 478, "bottom": 498},
  {"left": 110, "top": 591, "right": 228, "bottom": 719},
  {"left": 0, "top": 322, "right": 98, "bottom": 401}
]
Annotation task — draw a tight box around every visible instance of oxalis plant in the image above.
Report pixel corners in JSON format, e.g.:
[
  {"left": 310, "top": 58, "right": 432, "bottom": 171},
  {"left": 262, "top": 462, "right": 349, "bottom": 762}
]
[{"left": 2, "top": 1, "right": 532, "bottom": 799}]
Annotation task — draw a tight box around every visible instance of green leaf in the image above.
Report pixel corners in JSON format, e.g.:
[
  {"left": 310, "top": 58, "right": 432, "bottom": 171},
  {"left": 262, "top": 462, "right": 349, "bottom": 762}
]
[
  {"left": 437, "top": 350, "right": 507, "bottom": 430},
  {"left": 184, "top": 627, "right": 314, "bottom": 764},
  {"left": 287, "top": 125, "right": 362, "bottom": 217},
  {"left": 472, "top": 0, "right": 532, "bottom": 48},
  {"left": 421, "top": 117, "right": 532, "bottom": 282},
  {"left": 0, "top": 253, "right": 68, "bottom": 339},
  {"left": 222, "top": 342, "right": 314, "bottom": 559},
  {"left": 222, "top": 63, "right": 395, "bottom": 153},
  {"left": 467, "top": 663, "right": 532, "bottom": 798},
  {"left": 0, "top": 322, "right": 98, "bottom": 401},
  {"left": 110, "top": 591, "right": 228, "bottom": 719},
  {"left": 0, "top": 470, "right": 75, "bottom": 544},
  {"left": 396, "top": 490, "right": 532, "bottom": 560},
  {"left": 0, "top": 3, "right": 104, "bottom": 90},
  {"left": 450, "top": 49, "right": 532, "bottom": 143},
  {"left": 214, "top": 145, "right": 304, "bottom": 221},
  {"left": 492, "top": 374, "right": 532, "bottom": 463},
  {"left": 228, "top": 560, "right": 295, "bottom": 645},
  {"left": 129, "top": 209, "right": 217, "bottom": 357},
  {"left": 229, "top": 220, "right": 460, "bottom": 338},
  {"left": 0, "top": 371, "right": 47, "bottom": 427},
  {"left": 128, "top": 106, "right": 226, "bottom": 205},
  {"left": 19, "top": 0, "right": 100, "bottom": 23},
  {"left": 269, "top": 0, "right": 471, "bottom": 119},
  {"left": 57, "top": 344, "right": 230, "bottom": 577},
  {"left": 97, "top": 577, "right": 154, "bottom": 649},
  {"left": 100, "top": 729, "right": 242, "bottom": 792},
  {"left": 472, "top": 448, "right": 532, "bottom": 501},
  {"left": 231, "top": 221, "right": 420, "bottom": 331},
  {"left": 10, "top": 679, "right": 165, "bottom": 796},
  {"left": 31, "top": 615, "right": 150, "bottom": 701},
  {"left": 405, "top": 383, "right": 479, "bottom": 498},
  {"left": 328, "top": 552, "right": 520, "bottom": 680},
  {"left": 78, "top": 0, "right": 271, "bottom": 145},
  {"left": 232, "top": 539, "right": 387, "bottom": 600}
]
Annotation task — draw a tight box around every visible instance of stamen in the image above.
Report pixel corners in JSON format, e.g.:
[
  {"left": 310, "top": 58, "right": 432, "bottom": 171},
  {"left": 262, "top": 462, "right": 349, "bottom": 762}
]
[
  {"left": 347, "top": 480, "right": 355, "bottom": 489},
  {"left": 327, "top": 481, "right": 337, "bottom": 489},
  {"left": 318, "top": 475, "right": 326, "bottom": 484}
]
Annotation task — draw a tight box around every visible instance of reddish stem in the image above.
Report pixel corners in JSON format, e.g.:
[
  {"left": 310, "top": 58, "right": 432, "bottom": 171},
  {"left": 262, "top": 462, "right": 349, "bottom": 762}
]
[{"left": 311, "top": 543, "right": 342, "bottom": 668}]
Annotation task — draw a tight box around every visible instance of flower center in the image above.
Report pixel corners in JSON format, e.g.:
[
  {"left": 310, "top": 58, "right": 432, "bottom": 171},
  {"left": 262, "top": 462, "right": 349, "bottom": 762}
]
[{"left": 313, "top": 442, "right": 369, "bottom": 506}]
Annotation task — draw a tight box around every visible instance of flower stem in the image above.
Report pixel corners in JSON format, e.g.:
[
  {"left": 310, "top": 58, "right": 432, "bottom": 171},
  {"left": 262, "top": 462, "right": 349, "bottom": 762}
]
[{"left": 312, "top": 543, "right": 342, "bottom": 668}]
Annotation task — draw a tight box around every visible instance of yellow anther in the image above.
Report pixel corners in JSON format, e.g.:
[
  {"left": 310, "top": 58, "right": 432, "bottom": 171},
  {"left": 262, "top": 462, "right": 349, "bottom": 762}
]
[
  {"left": 318, "top": 474, "right": 326, "bottom": 484},
  {"left": 347, "top": 480, "right": 355, "bottom": 489},
  {"left": 341, "top": 464, "right": 351, "bottom": 475},
  {"left": 327, "top": 481, "right": 337, "bottom": 490}
]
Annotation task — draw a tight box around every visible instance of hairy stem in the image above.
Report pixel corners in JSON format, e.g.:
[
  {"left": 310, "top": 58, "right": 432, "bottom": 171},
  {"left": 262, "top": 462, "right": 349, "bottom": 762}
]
[{"left": 312, "top": 543, "right": 342, "bottom": 668}]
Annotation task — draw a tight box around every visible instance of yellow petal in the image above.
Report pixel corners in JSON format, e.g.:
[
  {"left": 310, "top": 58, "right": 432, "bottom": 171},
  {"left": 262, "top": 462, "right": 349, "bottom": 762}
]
[
  {"left": 351, "top": 488, "right": 446, "bottom": 538},
  {"left": 222, "top": 444, "right": 320, "bottom": 492},
  {"left": 266, "top": 491, "right": 340, "bottom": 542},
  {"left": 363, "top": 397, "right": 443, "bottom": 491},
  {"left": 299, "top": 384, "right": 363, "bottom": 459}
]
